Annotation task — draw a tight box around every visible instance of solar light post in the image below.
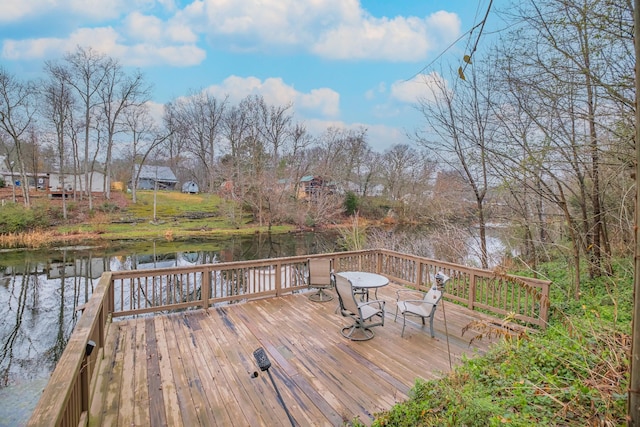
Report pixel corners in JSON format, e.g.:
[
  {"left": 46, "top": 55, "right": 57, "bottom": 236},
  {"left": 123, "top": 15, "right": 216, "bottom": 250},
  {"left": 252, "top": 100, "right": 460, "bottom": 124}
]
[
  {"left": 435, "top": 272, "right": 452, "bottom": 369},
  {"left": 252, "top": 347, "right": 296, "bottom": 427}
]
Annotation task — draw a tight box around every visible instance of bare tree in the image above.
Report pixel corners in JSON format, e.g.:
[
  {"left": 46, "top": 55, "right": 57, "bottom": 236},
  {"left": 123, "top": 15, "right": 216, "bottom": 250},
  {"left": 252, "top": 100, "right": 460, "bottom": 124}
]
[
  {"left": 257, "top": 97, "right": 293, "bottom": 169},
  {"left": 380, "top": 144, "right": 435, "bottom": 222},
  {"left": 96, "top": 62, "right": 150, "bottom": 199},
  {"left": 415, "top": 68, "right": 493, "bottom": 268},
  {"left": 0, "top": 67, "right": 37, "bottom": 207},
  {"left": 494, "top": 0, "right": 633, "bottom": 282},
  {"left": 166, "top": 90, "right": 227, "bottom": 192},
  {"left": 124, "top": 104, "right": 170, "bottom": 204},
  {"left": 59, "top": 47, "right": 112, "bottom": 209},
  {"left": 43, "top": 63, "right": 75, "bottom": 219}
]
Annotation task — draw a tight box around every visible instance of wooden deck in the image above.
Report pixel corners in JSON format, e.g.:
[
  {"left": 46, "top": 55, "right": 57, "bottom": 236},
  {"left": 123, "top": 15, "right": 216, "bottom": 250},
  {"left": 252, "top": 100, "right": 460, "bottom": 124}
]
[{"left": 90, "top": 282, "right": 499, "bottom": 427}]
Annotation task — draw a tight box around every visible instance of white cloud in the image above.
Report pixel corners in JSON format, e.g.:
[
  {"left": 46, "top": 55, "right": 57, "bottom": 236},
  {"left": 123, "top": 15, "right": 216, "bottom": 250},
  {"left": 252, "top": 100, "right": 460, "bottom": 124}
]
[
  {"left": 145, "top": 100, "right": 166, "bottom": 125},
  {"left": 124, "top": 12, "right": 198, "bottom": 44},
  {"left": 305, "top": 118, "right": 410, "bottom": 152},
  {"left": 390, "top": 72, "right": 446, "bottom": 104},
  {"left": 366, "top": 123, "right": 411, "bottom": 152},
  {"left": 312, "top": 16, "right": 431, "bottom": 61},
  {"left": 0, "top": 0, "right": 46, "bottom": 22},
  {"left": 365, "top": 82, "right": 386, "bottom": 101},
  {"left": 1, "top": 1, "right": 462, "bottom": 65},
  {"left": 182, "top": 0, "right": 359, "bottom": 48},
  {"left": 312, "top": 11, "right": 460, "bottom": 61},
  {"left": 2, "top": 26, "right": 205, "bottom": 67},
  {"left": 0, "top": 0, "right": 161, "bottom": 22},
  {"left": 205, "top": 75, "right": 340, "bottom": 118},
  {"left": 298, "top": 88, "right": 340, "bottom": 117},
  {"left": 176, "top": 0, "right": 459, "bottom": 61}
]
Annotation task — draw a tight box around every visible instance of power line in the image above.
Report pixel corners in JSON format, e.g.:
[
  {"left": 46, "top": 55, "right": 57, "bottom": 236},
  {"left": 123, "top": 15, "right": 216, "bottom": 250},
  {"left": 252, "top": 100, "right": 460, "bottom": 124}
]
[{"left": 405, "top": 0, "right": 494, "bottom": 82}]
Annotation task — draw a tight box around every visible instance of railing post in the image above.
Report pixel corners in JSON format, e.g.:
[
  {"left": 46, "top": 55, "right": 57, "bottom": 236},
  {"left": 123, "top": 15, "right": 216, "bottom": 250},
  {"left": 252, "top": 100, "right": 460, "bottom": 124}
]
[
  {"left": 417, "top": 262, "right": 424, "bottom": 289},
  {"left": 469, "top": 274, "right": 477, "bottom": 310},
  {"left": 202, "top": 270, "right": 211, "bottom": 309},
  {"left": 81, "top": 355, "right": 90, "bottom": 414},
  {"left": 538, "top": 281, "right": 550, "bottom": 329},
  {"left": 275, "top": 262, "right": 282, "bottom": 296}
]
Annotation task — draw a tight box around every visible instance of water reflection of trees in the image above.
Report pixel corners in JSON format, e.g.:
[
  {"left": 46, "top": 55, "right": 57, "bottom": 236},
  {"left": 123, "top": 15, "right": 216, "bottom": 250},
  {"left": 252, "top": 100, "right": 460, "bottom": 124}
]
[
  {"left": 0, "top": 232, "right": 341, "bottom": 390},
  {"left": 0, "top": 255, "right": 98, "bottom": 389}
]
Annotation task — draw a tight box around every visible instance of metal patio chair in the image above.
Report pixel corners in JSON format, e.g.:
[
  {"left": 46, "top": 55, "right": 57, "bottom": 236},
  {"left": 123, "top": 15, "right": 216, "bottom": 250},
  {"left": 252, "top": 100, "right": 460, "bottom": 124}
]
[
  {"left": 333, "top": 273, "right": 385, "bottom": 341},
  {"left": 395, "top": 272, "right": 449, "bottom": 338},
  {"left": 307, "top": 258, "right": 334, "bottom": 302}
]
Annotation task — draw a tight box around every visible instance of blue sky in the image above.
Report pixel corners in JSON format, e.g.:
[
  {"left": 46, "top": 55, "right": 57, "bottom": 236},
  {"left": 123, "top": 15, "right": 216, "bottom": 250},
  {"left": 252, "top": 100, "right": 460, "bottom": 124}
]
[{"left": 0, "top": 0, "right": 504, "bottom": 152}]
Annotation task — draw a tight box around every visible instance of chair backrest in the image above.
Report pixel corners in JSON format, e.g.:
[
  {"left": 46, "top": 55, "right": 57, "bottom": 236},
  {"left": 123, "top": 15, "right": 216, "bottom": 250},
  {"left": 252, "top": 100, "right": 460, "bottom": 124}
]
[
  {"left": 308, "top": 258, "right": 332, "bottom": 287},
  {"left": 334, "top": 273, "right": 359, "bottom": 315},
  {"left": 424, "top": 286, "right": 443, "bottom": 305}
]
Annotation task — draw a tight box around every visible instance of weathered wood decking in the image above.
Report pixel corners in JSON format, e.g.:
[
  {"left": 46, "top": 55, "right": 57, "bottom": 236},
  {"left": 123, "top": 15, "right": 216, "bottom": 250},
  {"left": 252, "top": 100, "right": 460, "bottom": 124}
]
[{"left": 91, "top": 283, "right": 499, "bottom": 426}]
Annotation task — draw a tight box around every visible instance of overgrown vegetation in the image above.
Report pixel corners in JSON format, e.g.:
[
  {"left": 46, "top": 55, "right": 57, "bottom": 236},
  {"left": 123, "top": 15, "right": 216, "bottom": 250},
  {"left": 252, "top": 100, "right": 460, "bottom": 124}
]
[
  {"left": 0, "top": 190, "right": 292, "bottom": 247},
  {"left": 0, "top": 201, "right": 49, "bottom": 233},
  {"left": 354, "top": 259, "right": 632, "bottom": 426}
]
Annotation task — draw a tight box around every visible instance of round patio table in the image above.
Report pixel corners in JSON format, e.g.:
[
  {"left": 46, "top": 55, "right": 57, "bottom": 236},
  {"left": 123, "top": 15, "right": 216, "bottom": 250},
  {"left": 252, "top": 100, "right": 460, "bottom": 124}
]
[{"left": 336, "top": 271, "right": 389, "bottom": 301}]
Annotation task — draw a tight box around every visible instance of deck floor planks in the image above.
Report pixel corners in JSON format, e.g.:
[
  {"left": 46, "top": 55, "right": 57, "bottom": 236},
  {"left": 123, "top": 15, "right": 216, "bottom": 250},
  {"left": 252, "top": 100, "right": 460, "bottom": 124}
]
[
  {"left": 234, "top": 308, "right": 349, "bottom": 426},
  {"left": 233, "top": 299, "right": 349, "bottom": 426},
  {"left": 186, "top": 311, "right": 241, "bottom": 426},
  {"left": 299, "top": 290, "right": 445, "bottom": 392},
  {"left": 204, "top": 306, "right": 280, "bottom": 426},
  {"left": 159, "top": 314, "right": 202, "bottom": 427},
  {"left": 89, "top": 319, "right": 118, "bottom": 426},
  {"left": 238, "top": 295, "right": 400, "bottom": 424},
  {"left": 134, "top": 320, "right": 150, "bottom": 426},
  {"left": 101, "top": 321, "right": 128, "bottom": 426},
  {"left": 168, "top": 313, "right": 223, "bottom": 426},
  {"left": 95, "top": 283, "right": 500, "bottom": 427},
  {"left": 257, "top": 294, "right": 421, "bottom": 418},
  {"left": 193, "top": 310, "right": 254, "bottom": 426},
  {"left": 218, "top": 304, "right": 321, "bottom": 427},
  {"left": 216, "top": 306, "right": 330, "bottom": 427},
  {"left": 153, "top": 315, "right": 183, "bottom": 427},
  {"left": 117, "top": 321, "right": 135, "bottom": 426},
  {"left": 143, "top": 318, "right": 166, "bottom": 427},
  {"left": 199, "top": 308, "right": 265, "bottom": 426}
]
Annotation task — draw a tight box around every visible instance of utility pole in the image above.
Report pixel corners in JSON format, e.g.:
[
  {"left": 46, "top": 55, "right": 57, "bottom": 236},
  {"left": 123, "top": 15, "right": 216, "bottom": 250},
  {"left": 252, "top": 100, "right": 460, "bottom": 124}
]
[{"left": 630, "top": 0, "right": 640, "bottom": 424}]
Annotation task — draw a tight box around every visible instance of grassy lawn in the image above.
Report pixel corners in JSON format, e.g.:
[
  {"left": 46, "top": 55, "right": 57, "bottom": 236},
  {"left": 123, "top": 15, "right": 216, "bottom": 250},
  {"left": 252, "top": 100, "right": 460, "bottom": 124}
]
[{"left": 56, "top": 190, "right": 294, "bottom": 241}]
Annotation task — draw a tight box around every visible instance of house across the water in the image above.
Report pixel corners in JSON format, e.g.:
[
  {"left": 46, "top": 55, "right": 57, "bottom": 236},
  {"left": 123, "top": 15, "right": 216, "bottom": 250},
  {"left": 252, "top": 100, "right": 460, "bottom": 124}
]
[{"left": 131, "top": 165, "right": 178, "bottom": 190}]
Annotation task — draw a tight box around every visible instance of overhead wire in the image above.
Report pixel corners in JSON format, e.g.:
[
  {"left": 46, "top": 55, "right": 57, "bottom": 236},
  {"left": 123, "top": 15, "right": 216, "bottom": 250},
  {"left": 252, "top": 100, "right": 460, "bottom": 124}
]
[{"left": 404, "top": 0, "right": 495, "bottom": 82}]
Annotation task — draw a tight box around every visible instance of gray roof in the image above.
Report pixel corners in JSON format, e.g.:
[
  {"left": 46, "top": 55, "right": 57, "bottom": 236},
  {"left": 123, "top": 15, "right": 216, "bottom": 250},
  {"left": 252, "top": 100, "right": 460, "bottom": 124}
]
[{"left": 135, "top": 165, "right": 178, "bottom": 182}]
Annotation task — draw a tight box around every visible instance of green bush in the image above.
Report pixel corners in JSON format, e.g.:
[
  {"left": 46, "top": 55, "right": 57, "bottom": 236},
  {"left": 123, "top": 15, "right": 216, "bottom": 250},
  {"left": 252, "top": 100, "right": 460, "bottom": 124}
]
[
  {"left": 98, "top": 201, "right": 120, "bottom": 214},
  {"left": 0, "top": 202, "right": 50, "bottom": 233},
  {"left": 344, "top": 191, "right": 359, "bottom": 216},
  {"left": 369, "top": 318, "right": 627, "bottom": 427},
  {"left": 358, "top": 196, "right": 392, "bottom": 220}
]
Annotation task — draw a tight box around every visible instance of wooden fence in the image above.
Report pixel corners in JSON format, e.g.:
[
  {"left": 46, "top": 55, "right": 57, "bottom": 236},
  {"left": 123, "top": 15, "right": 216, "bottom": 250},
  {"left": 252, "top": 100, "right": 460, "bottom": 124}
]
[{"left": 27, "top": 249, "right": 550, "bottom": 427}]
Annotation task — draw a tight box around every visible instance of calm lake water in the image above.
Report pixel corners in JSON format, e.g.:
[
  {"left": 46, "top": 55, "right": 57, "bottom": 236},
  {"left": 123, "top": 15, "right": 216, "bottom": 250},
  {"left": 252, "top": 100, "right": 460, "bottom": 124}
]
[{"left": 0, "top": 231, "right": 339, "bottom": 426}]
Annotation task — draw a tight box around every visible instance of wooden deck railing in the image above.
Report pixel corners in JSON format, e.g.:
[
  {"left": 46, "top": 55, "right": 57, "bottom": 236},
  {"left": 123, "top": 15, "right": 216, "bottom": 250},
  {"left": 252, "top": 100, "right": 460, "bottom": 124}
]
[{"left": 27, "top": 249, "right": 550, "bottom": 427}]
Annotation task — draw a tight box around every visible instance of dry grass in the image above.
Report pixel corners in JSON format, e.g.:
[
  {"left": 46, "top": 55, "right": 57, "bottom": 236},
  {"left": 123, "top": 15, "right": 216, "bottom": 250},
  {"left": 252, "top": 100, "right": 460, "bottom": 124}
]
[{"left": 0, "top": 229, "right": 101, "bottom": 249}]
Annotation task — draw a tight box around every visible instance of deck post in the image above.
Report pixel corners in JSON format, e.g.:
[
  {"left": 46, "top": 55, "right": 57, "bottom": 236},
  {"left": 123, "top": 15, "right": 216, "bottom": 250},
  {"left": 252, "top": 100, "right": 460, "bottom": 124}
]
[
  {"left": 202, "top": 270, "right": 211, "bottom": 309},
  {"left": 275, "top": 262, "right": 282, "bottom": 296},
  {"left": 538, "top": 279, "right": 550, "bottom": 329},
  {"left": 81, "top": 355, "right": 90, "bottom": 413},
  {"left": 469, "top": 274, "right": 476, "bottom": 310}
]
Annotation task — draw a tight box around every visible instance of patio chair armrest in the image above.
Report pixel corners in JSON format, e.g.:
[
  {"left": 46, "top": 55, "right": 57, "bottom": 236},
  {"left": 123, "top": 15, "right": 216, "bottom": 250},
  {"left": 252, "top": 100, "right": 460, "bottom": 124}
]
[
  {"left": 360, "top": 299, "right": 385, "bottom": 310},
  {"left": 401, "top": 299, "right": 428, "bottom": 305},
  {"left": 395, "top": 289, "right": 422, "bottom": 301}
]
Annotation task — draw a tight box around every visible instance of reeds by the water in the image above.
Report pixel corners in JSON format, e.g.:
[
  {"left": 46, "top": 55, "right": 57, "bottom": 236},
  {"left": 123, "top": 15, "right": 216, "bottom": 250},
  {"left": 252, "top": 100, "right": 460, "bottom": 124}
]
[{"left": 0, "top": 230, "right": 77, "bottom": 249}]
